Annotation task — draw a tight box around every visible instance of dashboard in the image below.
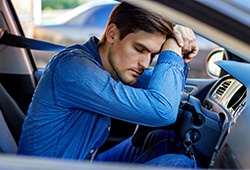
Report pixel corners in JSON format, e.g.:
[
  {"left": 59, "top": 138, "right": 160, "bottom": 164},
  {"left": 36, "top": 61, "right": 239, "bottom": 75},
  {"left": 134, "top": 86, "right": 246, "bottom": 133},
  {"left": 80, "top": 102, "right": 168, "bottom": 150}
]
[
  {"left": 203, "top": 60, "right": 250, "bottom": 169},
  {"left": 176, "top": 60, "right": 250, "bottom": 168}
]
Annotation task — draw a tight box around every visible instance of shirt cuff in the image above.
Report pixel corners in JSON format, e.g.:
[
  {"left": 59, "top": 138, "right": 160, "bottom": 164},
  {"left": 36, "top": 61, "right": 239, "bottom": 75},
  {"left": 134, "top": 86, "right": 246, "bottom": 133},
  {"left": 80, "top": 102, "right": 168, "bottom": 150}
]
[{"left": 156, "top": 50, "right": 184, "bottom": 68}]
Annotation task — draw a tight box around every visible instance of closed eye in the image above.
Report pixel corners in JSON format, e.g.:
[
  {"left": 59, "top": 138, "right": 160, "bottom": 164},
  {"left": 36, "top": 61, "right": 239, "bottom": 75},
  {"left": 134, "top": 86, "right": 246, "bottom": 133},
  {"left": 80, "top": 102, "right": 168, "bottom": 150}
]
[{"left": 135, "top": 47, "right": 145, "bottom": 53}]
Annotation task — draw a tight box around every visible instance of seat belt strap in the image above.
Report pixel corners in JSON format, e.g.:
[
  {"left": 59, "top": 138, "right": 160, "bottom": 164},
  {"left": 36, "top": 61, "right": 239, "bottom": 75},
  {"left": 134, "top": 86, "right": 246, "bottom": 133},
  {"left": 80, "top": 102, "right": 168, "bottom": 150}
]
[{"left": 0, "top": 28, "right": 66, "bottom": 51}]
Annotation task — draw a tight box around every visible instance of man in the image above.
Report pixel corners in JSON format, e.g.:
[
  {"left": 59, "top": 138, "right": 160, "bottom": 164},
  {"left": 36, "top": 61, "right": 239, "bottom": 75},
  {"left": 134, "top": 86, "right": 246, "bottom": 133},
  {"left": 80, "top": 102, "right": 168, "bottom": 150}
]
[{"left": 18, "top": 2, "right": 199, "bottom": 168}]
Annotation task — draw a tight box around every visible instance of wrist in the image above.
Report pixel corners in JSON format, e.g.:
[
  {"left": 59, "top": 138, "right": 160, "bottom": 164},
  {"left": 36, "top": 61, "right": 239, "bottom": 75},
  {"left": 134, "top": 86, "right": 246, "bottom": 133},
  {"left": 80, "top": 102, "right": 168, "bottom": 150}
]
[{"left": 161, "top": 38, "right": 182, "bottom": 56}]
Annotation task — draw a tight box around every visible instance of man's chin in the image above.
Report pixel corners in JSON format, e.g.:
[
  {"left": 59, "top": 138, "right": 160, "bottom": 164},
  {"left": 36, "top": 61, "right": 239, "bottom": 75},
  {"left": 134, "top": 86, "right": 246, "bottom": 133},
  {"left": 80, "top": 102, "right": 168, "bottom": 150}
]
[{"left": 120, "top": 77, "right": 138, "bottom": 85}]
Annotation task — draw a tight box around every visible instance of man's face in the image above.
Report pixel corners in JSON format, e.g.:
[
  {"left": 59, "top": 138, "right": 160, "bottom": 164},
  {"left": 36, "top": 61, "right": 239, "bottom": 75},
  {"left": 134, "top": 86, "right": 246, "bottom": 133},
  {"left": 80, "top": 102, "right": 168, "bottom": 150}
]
[{"left": 108, "top": 30, "right": 166, "bottom": 85}]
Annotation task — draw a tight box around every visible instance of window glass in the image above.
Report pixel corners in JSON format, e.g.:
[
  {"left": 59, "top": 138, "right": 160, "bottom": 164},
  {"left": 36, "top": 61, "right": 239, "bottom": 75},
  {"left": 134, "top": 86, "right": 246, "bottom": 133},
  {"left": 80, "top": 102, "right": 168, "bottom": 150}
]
[
  {"left": 66, "top": 4, "right": 115, "bottom": 27},
  {"left": 84, "top": 5, "right": 115, "bottom": 27}
]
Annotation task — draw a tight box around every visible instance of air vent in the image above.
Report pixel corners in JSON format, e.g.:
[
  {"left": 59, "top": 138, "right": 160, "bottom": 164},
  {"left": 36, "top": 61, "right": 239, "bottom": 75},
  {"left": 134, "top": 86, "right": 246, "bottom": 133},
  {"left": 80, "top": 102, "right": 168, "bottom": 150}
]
[
  {"left": 213, "top": 80, "right": 232, "bottom": 101},
  {"left": 216, "top": 80, "right": 231, "bottom": 95}
]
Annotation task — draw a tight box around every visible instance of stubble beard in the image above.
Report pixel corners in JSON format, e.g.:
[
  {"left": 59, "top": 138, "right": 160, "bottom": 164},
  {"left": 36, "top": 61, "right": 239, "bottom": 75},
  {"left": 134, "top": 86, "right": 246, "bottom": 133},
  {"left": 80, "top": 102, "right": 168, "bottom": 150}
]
[{"left": 108, "top": 54, "right": 136, "bottom": 85}]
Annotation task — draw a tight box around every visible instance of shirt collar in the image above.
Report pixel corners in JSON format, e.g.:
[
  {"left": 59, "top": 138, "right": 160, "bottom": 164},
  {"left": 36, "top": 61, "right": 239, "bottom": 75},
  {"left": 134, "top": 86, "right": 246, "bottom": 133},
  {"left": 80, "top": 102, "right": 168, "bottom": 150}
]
[{"left": 84, "top": 36, "right": 102, "bottom": 67}]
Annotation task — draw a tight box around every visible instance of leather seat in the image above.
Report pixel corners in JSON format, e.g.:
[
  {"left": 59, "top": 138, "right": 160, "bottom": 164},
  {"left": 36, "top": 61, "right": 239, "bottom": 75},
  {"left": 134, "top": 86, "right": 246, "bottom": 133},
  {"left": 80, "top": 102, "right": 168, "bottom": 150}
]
[{"left": 0, "top": 83, "right": 25, "bottom": 153}]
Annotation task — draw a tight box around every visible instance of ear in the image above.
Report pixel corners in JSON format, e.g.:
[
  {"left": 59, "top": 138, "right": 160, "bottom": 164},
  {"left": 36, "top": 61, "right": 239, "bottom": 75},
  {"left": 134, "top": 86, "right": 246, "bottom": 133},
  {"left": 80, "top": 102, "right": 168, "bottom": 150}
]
[{"left": 105, "top": 23, "right": 119, "bottom": 44}]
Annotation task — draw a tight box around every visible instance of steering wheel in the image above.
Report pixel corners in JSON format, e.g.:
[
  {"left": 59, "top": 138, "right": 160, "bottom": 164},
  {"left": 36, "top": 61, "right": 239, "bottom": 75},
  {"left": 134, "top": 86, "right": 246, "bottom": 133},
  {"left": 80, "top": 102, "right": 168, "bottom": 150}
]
[{"left": 132, "top": 91, "right": 223, "bottom": 166}]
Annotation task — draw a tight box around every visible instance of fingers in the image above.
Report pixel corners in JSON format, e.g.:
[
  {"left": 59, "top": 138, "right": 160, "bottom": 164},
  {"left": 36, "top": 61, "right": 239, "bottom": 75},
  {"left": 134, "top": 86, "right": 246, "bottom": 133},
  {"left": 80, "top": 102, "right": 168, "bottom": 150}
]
[
  {"left": 173, "top": 26, "right": 184, "bottom": 47},
  {"left": 183, "top": 45, "right": 199, "bottom": 63},
  {"left": 173, "top": 25, "right": 199, "bottom": 63}
]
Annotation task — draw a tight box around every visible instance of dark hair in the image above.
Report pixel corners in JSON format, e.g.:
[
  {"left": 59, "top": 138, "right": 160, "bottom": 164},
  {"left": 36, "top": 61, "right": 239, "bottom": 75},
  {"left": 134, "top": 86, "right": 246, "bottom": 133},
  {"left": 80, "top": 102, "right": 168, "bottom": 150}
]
[{"left": 107, "top": 2, "right": 174, "bottom": 40}]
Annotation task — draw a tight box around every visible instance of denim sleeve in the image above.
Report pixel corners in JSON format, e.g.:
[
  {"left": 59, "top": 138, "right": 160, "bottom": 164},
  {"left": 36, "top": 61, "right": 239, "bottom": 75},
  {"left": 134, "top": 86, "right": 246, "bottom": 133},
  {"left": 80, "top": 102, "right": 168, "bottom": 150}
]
[
  {"left": 53, "top": 49, "right": 186, "bottom": 127},
  {"left": 135, "top": 62, "right": 189, "bottom": 90},
  {"left": 133, "top": 67, "right": 153, "bottom": 89}
]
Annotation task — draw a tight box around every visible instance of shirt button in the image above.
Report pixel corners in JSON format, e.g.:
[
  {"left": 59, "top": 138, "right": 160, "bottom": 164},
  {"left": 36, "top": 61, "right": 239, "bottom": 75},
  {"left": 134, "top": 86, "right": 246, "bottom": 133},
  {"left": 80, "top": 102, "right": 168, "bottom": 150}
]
[
  {"left": 108, "top": 127, "right": 111, "bottom": 131},
  {"left": 90, "top": 150, "right": 94, "bottom": 154}
]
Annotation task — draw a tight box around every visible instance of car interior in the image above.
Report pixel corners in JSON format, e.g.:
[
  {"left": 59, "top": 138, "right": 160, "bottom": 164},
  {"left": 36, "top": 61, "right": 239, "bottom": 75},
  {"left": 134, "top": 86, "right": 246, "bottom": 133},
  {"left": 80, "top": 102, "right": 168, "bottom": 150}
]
[{"left": 0, "top": 0, "right": 250, "bottom": 169}]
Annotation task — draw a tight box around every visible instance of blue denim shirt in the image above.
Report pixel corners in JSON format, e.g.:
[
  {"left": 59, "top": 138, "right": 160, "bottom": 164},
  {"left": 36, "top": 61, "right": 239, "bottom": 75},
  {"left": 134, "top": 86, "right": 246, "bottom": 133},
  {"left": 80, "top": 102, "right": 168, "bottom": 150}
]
[{"left": 17, "top": 37, "right": 187, "bottom": 160}]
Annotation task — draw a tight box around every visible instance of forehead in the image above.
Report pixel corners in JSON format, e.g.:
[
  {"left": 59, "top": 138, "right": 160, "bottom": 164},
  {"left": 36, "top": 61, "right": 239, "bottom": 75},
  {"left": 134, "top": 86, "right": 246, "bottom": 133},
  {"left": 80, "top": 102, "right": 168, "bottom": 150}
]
[{"left": 122, "top": 30, "right": 166, "bottom": 53}]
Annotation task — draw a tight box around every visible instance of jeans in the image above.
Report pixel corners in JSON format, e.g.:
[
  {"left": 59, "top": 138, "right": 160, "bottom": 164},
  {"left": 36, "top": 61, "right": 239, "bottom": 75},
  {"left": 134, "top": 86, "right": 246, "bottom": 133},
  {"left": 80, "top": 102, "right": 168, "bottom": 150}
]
[{"left": 94, "top": 130, "right": 199, "bottom": 168}]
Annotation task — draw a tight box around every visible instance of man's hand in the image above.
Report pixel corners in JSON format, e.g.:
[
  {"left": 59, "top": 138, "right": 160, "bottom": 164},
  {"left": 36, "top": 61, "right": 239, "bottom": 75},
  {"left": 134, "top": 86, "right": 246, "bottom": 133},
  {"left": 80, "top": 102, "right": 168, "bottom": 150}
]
[{"left": 173, "top": 25, "right": 199, "bottom": 63}]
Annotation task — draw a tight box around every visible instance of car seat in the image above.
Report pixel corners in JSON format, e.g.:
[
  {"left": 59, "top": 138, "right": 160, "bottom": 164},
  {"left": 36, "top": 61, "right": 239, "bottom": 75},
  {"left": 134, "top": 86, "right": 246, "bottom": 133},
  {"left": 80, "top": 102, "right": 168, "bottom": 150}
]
[{"left": 0, "top": 83, "right": 25, "bottom": 153}]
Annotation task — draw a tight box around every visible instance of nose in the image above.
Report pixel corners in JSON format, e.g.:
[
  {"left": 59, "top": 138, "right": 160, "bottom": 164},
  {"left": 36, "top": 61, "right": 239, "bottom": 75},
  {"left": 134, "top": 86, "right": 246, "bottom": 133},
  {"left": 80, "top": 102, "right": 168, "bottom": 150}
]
[{"left": 138, "top": 53, "right": 151, "bottom": 69}]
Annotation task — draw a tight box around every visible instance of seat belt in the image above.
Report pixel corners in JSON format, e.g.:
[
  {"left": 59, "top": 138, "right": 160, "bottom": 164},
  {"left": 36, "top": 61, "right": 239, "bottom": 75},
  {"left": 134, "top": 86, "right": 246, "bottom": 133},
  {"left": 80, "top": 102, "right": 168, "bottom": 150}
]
[{"left": 0, "top": 28, "right": 66, "bottom": 51}]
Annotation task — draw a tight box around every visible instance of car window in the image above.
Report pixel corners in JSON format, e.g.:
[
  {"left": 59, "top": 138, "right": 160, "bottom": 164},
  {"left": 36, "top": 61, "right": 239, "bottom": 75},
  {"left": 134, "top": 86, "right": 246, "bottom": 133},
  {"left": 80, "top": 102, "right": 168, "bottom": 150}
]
[
  {"left": 66, "top": 4, "right": 115, "bottom": 28},
  {"left": 189, "top": 35, "right": 219, "bottom": 79},
  {"left": 12, "top": 1, "right": 219, "bottom": 79},
  {"left": 84, "top": 5, "right": 115, "bottom": 27}
]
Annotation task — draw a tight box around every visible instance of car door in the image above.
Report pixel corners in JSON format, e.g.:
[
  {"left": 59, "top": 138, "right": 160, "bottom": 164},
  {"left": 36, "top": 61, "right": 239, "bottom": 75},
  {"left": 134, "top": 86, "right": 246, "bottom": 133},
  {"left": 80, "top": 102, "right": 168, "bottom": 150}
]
[{"left": 0, "top": 0, "right": 37, "bottom": 113}]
